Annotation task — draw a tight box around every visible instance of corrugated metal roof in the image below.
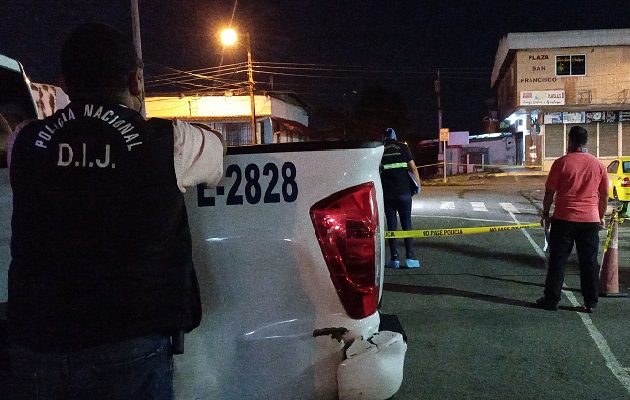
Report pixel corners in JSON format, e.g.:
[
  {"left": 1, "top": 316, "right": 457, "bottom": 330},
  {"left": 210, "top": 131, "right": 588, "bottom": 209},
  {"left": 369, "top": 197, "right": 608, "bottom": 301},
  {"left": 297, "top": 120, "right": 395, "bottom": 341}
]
[
  {"left": 161, "top": 115, "right": 255, "bottom": 122},
  {"left": 507, "top": 29, "right": 630, "bottom": 50}
]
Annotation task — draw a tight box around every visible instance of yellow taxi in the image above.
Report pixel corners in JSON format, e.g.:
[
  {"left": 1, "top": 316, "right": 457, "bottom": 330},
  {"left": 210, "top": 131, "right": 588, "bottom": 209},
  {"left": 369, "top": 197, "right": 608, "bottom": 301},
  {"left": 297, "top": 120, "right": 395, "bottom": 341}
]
[{"left": 607, "top": 157, "right": 630, "bottom": 202}]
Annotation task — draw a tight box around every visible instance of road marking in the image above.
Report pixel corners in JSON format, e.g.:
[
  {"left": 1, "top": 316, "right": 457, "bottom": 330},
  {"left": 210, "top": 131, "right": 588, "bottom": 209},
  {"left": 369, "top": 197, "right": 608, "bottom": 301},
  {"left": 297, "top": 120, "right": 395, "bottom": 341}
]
[
  {"left": 500, "top": 202, "right": 519, "bottom": 213},
  {"left": 471, "top": 202, "right": 488, "bottom": 212},
  {"left": 564, "top": 290, "right": 630, "bottom": 392},
  {"left": 441, "top": 201, "right": 455, "bottom": 210},
  {"left": 414, "top": 215, "right": 518, "bottom": 224},
  {"left": 428, "top": 201, "right": 525, "bottom": 213},
  {"left": 511, "top": 211, "right": 630, "bottom": 395},
  {"left": 412, "top": 202, "right": 424, "bottom": 210}
]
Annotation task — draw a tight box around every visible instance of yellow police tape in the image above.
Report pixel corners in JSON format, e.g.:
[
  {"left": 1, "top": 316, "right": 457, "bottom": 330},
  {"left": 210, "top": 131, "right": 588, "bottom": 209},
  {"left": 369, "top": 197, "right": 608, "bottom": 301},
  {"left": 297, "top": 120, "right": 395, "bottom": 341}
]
[{"left": 384, "top": 223, "right": 541, "bottom": 238}]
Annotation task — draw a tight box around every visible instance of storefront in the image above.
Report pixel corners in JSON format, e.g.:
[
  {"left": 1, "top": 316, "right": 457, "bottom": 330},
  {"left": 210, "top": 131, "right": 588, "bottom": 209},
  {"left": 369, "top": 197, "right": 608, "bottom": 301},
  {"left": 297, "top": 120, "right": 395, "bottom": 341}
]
[{"left": 491, "top": 29, "right": 630, "bottom": 170}]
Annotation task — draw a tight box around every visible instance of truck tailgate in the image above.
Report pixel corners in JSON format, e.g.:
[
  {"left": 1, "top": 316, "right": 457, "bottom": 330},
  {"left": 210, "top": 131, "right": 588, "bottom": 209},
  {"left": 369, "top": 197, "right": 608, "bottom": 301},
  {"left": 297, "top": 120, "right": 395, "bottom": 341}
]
[{"left": 175, "top": 141, "right": 391, "bottom": 399}]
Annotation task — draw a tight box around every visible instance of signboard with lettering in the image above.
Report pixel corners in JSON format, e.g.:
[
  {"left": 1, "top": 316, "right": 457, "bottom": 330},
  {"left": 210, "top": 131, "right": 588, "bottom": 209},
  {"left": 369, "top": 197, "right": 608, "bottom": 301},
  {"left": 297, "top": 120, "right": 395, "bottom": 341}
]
[
  {"left": 439, "top": 128, "right": 449, "bottom": 142},
  {"left": 543, "top": 112, "right": 563, "bottom": 124},
  {"left": 519, "top": 52, "right": 558, "bottom": 84},
  {"left": 585, "top": 111, "right": 605, "bottom": 123},
  {"left": 543, "top": 110, "right": 630, "bottom": 124},
  {"left": 562, "top": 112, "right": 585, "bottom": 124},
  {"left": 605, "top": 111, "right": 618, "bottom": 122},
  {"left": 520, "top": 90, "right": 565, "bottom": 105}
]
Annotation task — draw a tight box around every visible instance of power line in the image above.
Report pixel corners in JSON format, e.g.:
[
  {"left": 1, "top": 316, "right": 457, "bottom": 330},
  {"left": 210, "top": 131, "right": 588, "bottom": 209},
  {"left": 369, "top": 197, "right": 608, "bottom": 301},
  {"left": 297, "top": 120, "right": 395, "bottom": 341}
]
[
  {"left": 147, "top": 61, "right": 491, "bottom": 86},
  {"left": 144, "top": 60, "right": 493, "bottom": 102}
]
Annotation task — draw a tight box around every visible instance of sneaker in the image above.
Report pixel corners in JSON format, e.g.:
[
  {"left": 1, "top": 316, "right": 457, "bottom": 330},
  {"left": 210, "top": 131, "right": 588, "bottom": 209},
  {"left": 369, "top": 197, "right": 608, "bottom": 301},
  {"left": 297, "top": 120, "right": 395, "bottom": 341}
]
[
  {"left": 582, "top": 303, "right": 597, "bottom": 313},
  {"left": 405, "top": 259, "right": 420, "bottom": 268},
  {"left": 535, "top": 297, "right": 558, "bottom": 311},
  {"left": 386, "top": 260, "right": 400, "bottom": 269}
]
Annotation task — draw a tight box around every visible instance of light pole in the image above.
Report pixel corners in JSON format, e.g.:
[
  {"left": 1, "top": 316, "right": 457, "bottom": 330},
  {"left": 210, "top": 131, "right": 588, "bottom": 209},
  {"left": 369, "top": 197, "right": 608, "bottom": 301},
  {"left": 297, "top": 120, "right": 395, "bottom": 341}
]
[{"left": 221, "top": 28, "right": 257, "bottom": 144}]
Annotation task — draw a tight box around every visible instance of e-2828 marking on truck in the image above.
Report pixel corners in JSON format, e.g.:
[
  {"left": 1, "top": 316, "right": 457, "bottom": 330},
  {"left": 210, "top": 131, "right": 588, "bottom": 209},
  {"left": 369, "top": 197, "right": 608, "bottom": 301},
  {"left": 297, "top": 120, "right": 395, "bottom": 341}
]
[{"left": 197, "top": 161, "right": 298, "bottom": 207}]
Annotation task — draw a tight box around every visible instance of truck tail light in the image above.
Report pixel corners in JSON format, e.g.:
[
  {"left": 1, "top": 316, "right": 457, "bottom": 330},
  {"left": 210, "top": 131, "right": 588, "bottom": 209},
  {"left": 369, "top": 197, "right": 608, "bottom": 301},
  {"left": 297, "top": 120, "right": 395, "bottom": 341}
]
[
  {"left": 310, "top": 182, "right": 379, "bottom": 319},
  {"left": 622, "top": 178, "right": 630, "bottom": 188}
]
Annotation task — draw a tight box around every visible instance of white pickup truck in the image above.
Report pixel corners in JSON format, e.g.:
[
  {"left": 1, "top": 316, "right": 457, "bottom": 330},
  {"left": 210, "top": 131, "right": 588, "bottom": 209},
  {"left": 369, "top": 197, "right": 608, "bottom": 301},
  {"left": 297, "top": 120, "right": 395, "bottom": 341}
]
[{"left": 0, "top": 54, "right": 407, "bottom": 400}]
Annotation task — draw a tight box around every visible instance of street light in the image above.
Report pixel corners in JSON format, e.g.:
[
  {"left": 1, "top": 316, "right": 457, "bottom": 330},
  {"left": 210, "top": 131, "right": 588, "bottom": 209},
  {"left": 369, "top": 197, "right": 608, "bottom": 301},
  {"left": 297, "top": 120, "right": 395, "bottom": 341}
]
[{"left": 221, "top": 28, "right": 257, "bottom": 144}]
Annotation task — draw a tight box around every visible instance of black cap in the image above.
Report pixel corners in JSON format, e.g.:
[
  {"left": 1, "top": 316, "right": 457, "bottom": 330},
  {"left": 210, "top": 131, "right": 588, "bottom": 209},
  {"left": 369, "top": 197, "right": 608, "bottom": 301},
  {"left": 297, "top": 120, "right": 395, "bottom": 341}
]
[{"left": 61, "top": 23, "right": 139, "bottom": 95}]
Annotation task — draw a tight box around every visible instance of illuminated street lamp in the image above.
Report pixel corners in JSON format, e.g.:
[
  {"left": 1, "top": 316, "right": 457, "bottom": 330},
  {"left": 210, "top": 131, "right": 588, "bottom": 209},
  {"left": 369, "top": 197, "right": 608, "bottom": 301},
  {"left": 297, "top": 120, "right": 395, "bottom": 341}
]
[{"left": 221, "top": 28, "right": 257, "bottom": 144}]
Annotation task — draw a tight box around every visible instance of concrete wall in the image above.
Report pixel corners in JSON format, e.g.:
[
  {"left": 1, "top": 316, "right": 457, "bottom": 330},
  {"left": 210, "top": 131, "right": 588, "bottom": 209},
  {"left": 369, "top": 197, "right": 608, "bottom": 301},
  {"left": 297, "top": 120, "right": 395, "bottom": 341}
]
[{"left": 516, "top": 46, "right": 630, "bottom": 105}]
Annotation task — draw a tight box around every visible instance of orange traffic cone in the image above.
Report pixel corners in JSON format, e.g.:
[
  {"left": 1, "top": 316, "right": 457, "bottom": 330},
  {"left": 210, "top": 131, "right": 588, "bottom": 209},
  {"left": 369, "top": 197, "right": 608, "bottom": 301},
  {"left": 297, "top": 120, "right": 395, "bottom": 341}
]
[{"left": 599, "top": 212, "right": 626, "bottom": 297}]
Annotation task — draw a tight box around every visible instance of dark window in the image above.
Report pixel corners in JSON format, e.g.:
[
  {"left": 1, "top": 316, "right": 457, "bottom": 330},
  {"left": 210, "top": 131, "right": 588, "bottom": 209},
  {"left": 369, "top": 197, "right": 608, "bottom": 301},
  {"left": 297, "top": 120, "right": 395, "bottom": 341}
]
[
  {"left": 623, "top": 161, "right": 630, "bottom": 173},
  {"left": 225, "top": 123, "right": 242, "bottom": 146},
  {"left": 599, "top": 123, "right": 619, "bottom": 157},
  {"left": 570, "top": 55, "right": 586, "bottom": 75},
  {"left": 608, "top": 161, "right": 619, "bottom": 174},
  {"left": 545, "top": 124, "right": 564, "bottom": 158},
  {"left": 556, "top": 54, "right": 586, "bottom": 76},
  {"left": 622, "top": 124, "right": 630, "bottom": 156}
]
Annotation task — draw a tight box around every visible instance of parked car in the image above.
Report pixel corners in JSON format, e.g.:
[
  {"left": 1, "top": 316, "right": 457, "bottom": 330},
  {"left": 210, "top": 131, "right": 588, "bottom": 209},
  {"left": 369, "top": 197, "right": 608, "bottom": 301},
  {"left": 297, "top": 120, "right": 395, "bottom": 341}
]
[{"left": 607, "top": 157, "right": 630, "bottom": 202}]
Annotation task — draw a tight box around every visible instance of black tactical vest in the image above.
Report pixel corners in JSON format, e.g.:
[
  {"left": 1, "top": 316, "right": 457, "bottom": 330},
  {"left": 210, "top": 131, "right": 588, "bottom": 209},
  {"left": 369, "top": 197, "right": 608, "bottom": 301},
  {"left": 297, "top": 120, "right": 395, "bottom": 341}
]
[
  {"left": 381, "top": 138, "right": 413, "bottom": 197},
  {"left": 8, "top": 102, "right": 201, "bottom": 350}
]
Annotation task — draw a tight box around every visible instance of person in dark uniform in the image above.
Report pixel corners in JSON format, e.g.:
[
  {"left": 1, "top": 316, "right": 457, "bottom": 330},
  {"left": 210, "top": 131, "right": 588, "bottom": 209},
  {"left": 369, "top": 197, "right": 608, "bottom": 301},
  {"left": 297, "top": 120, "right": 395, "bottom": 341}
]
[
  {"left": 380, "top": 128, "right": 422, "bottom": 268},
  {"left": 6, "top": 23, "right": 225, "bottom": 400}
]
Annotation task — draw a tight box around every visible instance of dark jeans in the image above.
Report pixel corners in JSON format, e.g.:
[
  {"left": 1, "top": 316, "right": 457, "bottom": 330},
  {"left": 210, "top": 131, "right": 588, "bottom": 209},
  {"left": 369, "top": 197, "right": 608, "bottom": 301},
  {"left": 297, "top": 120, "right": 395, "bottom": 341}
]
[
  {"left": 384, "top": 194, "right": 415, "bottom": 260},
  {"left": 544, "top": 218, "right": 601, "bottom": 306},
  {"left": 6, "top": 334, "right": 173, "bottom": 400}
]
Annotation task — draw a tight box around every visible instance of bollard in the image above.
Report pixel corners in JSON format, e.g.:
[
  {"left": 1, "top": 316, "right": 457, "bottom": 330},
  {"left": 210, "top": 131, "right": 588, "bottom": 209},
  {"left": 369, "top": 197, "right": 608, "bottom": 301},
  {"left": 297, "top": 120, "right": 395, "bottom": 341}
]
[{"left": 599, "top": 211, "right": 627, "bottom": 297}]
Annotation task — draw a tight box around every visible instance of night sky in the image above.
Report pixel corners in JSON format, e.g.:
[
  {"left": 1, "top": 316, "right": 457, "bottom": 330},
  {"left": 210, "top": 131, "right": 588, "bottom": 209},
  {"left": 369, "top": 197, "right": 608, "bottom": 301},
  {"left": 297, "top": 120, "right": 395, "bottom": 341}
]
[{"left": 2, "top": 0, "right": 630, "bottom": 139}]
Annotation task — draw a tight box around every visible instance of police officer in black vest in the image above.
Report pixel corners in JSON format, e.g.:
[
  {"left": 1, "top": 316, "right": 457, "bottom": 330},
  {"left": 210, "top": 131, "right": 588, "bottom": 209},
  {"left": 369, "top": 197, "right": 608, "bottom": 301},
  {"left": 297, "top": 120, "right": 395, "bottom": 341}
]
[
  {"left": 381, "top": 128, "right": 421, "bottom": 269},
  {"left": 6, "top": 23, "right": 225, "bottom": 400}
]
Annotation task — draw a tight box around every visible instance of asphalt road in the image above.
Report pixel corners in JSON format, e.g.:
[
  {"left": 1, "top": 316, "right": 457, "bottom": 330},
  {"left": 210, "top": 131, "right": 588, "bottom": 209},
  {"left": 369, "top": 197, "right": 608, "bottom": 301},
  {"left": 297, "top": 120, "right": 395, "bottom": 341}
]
[{"left": 382, "top": 174, "right": 630, "bottom": 399}]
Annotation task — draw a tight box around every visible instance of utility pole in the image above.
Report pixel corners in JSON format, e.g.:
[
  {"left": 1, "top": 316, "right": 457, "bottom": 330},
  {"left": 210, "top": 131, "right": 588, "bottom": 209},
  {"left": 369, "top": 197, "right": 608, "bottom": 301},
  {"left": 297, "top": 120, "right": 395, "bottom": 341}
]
[
  {"left": 246, "top": 32, "right": 257, "bottom": 144},
  {"left": 220, "top": 29, "right": 257, "bottom": 144},
  {"left": 435, "top": 69, "right": 446, "bottom": 182},
  {"left": 436, "top": 69, "right": 442, "bottom": 132}
]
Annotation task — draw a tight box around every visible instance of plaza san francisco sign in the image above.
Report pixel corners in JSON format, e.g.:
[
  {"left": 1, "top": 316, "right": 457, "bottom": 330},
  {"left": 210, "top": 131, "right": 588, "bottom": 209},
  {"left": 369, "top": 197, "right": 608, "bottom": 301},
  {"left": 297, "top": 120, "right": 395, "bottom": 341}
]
[{"left": 520, "top": 90, "right": 565, "bottom": 106}]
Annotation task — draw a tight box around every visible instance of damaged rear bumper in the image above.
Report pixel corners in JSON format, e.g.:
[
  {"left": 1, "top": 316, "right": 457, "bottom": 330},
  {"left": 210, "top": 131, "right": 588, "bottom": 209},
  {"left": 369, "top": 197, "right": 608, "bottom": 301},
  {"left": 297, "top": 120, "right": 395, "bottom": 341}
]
[{"left": 315, "top": 313, "right": 407, "bottom": 400}]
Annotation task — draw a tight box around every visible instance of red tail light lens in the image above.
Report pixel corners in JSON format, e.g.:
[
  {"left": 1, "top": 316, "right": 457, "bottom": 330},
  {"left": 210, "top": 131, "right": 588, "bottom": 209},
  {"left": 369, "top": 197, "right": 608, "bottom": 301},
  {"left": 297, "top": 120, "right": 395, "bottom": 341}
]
[
  {"left": 310, "top": 182, "right": 379, "bottom": 319},
  {"left": 622, "top": 178, "right": 630, "bottom": 188}
]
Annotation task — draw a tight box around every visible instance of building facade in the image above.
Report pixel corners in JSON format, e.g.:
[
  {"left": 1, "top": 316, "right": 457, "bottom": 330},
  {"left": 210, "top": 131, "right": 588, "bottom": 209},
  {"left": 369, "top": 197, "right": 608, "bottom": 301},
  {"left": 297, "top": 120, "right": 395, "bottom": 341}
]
[
  {"left": 145, "top": 93, "right": 310, "bottom": 145},
  {"left": 491, "top": 29, "right": 630, "bottom": 170},
  {"left": 20, "top": 84, "right": 311, "bottom": 146},
  {"left": 23, "top": 84, "right": 311, "bottom": 146}
]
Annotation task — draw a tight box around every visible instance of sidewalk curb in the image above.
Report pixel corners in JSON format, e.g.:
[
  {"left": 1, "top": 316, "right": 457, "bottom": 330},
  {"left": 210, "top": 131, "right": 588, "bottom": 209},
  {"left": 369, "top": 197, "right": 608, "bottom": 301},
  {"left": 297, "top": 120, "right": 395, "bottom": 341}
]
[{"left": 422, "top": 171, "right": 548, "bottom": 186}]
